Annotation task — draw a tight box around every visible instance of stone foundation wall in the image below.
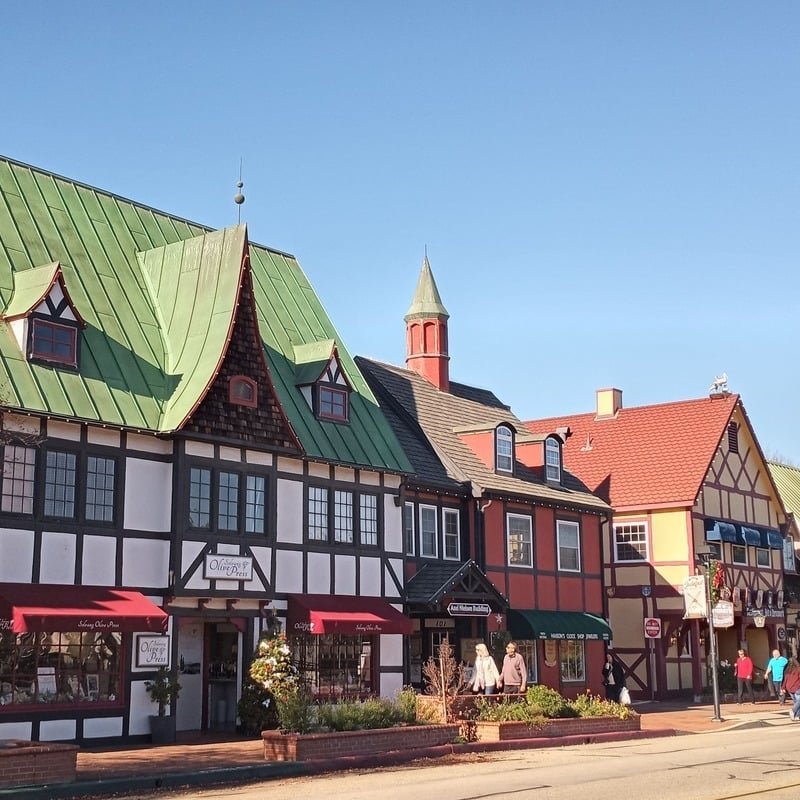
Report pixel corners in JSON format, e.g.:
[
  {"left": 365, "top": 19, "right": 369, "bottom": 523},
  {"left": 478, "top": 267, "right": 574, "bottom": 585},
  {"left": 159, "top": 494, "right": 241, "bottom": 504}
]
[
  {"left": 475, "top": 715, "right": 641, "bottom": 742},
  {"left": 0, "top": 740, "right": 78, "bottom": 789}
]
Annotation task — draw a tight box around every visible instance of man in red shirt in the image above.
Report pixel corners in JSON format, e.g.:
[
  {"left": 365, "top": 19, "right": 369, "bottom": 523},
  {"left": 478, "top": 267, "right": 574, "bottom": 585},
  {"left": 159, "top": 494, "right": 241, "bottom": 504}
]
[{"left": 735, "top": 648, "right": 755, "bottom": 704}]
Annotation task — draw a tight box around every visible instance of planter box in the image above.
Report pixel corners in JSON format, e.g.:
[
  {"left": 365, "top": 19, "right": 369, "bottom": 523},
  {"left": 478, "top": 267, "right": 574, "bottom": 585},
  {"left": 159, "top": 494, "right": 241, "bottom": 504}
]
[
  {"left": 262, "top": 723, "right": 460, "bottom": 762},
  {"left": 0, "top": 740, "right": 78, "bottom": 789},
  {"left": 474, "top": 715, "right": 641, "bottom": 742}
]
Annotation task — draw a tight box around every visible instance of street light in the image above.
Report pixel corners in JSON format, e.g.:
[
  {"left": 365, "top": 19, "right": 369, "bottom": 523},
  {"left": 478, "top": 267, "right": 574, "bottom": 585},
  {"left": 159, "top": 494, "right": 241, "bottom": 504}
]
[{"left": 696, "top": 548, "right": 723, "bottom": 722}]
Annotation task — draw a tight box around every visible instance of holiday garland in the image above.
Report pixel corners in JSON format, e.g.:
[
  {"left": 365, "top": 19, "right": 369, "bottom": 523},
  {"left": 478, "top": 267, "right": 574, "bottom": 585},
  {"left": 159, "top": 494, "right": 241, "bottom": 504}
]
[{"left": 705, "top": 559, "right": 725, "bottom": 606}]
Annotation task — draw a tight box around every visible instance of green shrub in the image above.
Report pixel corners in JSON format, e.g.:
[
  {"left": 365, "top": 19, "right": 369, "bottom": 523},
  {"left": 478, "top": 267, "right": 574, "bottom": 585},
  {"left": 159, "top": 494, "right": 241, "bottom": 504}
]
[
  {"left": 395, "top": 686, "right": 419, "bottom": 724},
  {"left": 315, "top": 697, "right": 405, "bottom": 732},
  {"left": 475, "top": 696, "right": 546, "bottom": 725},
  {"left": 525, "top": 685, "right": 572, "bottom": 718},
  {"left": 276, "top": 690, "right": 316, "bottom": 734},
  {"left": 569, "top": 691, "right": 633, "bottom": 720},
  {"left": 237, "top": 677, "right": 278, "bottom": 735}
]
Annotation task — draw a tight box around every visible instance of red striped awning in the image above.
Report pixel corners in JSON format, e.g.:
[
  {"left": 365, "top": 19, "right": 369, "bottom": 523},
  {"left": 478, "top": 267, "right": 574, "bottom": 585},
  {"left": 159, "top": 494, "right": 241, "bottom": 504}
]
[
  {"left": 0, "top": 583, "right": 168, "bottom": 633},
  {"left": 287, "top": 594, "right": 412, "bottom": 636}
]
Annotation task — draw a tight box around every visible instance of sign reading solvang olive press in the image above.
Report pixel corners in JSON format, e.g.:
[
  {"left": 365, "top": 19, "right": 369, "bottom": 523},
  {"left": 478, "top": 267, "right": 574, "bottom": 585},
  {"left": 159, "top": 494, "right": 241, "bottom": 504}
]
[
  {"left": 203, "top": 554, "right": 253, "bottom": 581},
  {"left": 135, "top": 635, "right": 170, "bottom": 667}
]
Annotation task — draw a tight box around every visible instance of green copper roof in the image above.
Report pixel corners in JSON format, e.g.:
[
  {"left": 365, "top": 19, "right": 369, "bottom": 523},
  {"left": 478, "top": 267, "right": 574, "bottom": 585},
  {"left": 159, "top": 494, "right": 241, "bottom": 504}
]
[
  {"left": 293, "top": 339, "right": 336, "bottom": 385},
  {"left": 3, "top": 261, "right": 61, "bottom": 319},
  {"left": 404, "top": 256, "right": 449, "bottom": 321},
  {"left": 769, "top": 461, "right": 800, "bottom": 515},
  {"left": 0, "top": 156, "right": 411, "bottom": 473}
]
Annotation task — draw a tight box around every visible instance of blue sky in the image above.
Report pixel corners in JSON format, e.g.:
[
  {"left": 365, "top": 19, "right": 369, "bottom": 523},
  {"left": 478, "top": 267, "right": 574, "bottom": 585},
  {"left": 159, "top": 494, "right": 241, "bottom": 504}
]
[{"left": 3, "top": 2, "right": 799, "bottom": 460}]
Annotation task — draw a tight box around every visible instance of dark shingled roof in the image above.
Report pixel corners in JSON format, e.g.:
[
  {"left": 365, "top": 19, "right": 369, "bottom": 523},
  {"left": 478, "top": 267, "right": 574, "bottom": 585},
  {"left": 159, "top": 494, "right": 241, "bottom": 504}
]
[{"left": 405, "top": 560, "right": 508, "bottom": 608}]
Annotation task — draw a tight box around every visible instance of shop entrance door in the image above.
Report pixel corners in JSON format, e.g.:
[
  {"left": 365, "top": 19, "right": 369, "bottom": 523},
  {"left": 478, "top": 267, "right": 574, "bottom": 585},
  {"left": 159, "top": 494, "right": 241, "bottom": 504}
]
[{"left": 205, "top": 622, "right": 240, "bottom": 730}]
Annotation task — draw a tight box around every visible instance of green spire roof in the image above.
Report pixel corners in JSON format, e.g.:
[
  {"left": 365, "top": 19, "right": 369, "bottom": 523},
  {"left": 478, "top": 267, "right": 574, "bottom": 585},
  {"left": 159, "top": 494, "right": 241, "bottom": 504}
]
[
  {"left": 404, "top": 256, "right": 449, "bottom": 321},
  {"left": 0, "top": 156, "right": 411, "bottom": 474}
]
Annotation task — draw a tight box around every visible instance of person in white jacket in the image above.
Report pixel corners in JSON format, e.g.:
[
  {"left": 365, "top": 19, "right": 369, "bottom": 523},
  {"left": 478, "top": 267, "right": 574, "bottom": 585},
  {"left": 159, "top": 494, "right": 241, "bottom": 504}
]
[{"left": 471, "top": 643, "right": 501, "bottom": 695}]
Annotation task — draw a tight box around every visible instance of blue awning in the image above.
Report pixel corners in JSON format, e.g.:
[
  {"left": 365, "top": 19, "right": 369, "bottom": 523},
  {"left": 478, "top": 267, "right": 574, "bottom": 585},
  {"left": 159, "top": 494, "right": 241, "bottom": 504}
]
[
  {"left": 705, "top": 519, "right": 738, "bottom": 543},
  {"left": 741, "top": 526, "right": 762, "bottom": 547},
  {"left": 765, "top": 529, "right": 784, "bottom": 550}
]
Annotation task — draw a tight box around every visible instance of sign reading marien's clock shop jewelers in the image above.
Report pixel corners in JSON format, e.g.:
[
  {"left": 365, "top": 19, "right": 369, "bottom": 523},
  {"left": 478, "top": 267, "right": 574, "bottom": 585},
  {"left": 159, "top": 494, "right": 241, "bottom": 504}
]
[
  {"left": 204, "top": 554, "right": 253, "bottom": 581},
  {"left": 447, "top": 602, "right": 491, "bottom": 617}
]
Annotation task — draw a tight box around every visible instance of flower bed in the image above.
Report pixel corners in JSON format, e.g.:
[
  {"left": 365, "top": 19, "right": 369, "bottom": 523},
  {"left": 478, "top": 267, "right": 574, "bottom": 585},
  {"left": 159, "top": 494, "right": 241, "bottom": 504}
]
[
  {"left": 474, "top": 715, "right": 641, "bottom": 741},
  {"left": 262, "top": 723, "right": 460, "bottom": 762},
  {"left": 0, "top": 740, "right": 78, "bottom": 789}
]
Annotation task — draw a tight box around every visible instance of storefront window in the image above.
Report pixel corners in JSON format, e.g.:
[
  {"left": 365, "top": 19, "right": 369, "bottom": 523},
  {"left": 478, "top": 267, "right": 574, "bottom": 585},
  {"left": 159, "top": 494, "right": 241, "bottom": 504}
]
[
  {"left": 560, "top": 640, "right": 585, "bottom": 682},
  {"left": 0, "top": 627, "right": 123, "bottom": 707},
  {"left": 291, "top": 634, "right": 372, "bottom": 697}
]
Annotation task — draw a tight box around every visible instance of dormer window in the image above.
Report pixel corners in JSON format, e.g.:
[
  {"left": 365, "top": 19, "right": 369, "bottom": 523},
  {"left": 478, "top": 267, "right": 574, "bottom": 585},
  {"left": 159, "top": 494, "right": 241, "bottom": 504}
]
[
  {"left": 29, "top": 317, "right": 78, "bottom": 366},
  {"left": 229, "top": 375, "right": 258, "bottom": 408},
  {"left": 496, "top": 425, "right": 514, "bottom": 473},
  {"left": 545, "top": 436, "right": 561, "bottom": 483},
  {"left": 319, "top": 385, "right": 348, "bottom": 422}
]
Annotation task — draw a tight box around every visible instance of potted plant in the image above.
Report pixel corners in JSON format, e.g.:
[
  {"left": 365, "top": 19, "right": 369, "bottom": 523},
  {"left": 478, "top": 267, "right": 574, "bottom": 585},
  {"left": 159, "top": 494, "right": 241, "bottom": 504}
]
[{"left": 145, "top": 667, "right": 182, "bottom": 744}]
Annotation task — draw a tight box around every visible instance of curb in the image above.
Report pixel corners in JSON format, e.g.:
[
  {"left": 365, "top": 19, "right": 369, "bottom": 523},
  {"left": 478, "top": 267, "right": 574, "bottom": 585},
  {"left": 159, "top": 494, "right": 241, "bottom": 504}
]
[{"left": 0, "top": 728, "right": 676, "bottom": 800}]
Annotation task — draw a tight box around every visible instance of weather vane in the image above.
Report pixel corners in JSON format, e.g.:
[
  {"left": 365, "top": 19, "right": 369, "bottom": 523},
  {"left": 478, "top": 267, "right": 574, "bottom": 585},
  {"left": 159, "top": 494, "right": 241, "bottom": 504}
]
[{"left": 234, "top": 158, "right": 245, "bottom": 224}]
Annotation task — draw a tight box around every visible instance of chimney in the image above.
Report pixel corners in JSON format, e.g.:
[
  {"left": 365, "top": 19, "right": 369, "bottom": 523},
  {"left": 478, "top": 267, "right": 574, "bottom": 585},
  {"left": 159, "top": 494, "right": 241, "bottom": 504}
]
[
  {"left": 404, "top": 256, "right": 450, "bottom": 392},
  {"left": 596, "top": 387, "right": 622, "bottom": 419}
]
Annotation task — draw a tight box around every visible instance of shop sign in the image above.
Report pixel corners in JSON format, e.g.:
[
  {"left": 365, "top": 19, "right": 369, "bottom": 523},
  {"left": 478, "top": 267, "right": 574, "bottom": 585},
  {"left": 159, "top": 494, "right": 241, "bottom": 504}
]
[
  {"left": 204, "top": 554, "right": 253, "bottom": 581},
  {"left": 77, "top": 618, "right": 122, "bottom": 631},
  {"left": 135, "top": 634, "right": 170, "bottom": 667},
  {"left": 745, "top": 605, "right": 784, "bottom": 619},
  {"left": 447, "top": 602, "right": 491, "bottom": 617},
  {"left": 711, "top": 600, "right": 734, "bottom": 629},
  {"left": 682, "top": 576, "right": 706, "bottom": 619},
  {"left": 425, "top": 618, "right": 455, "bottom": 629},
  {"left": 543, "top": 640, "right": 557, "bottom": 667},
  {"left": 643, "top": 617, "right": 661, "bottom": 639}
]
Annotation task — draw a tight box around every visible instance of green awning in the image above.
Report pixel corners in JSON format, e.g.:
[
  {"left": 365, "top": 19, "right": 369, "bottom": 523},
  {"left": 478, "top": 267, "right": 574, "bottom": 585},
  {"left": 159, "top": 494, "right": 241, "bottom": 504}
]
[{"left": 508, "top": 609, "right": 612, "bottom": 641}]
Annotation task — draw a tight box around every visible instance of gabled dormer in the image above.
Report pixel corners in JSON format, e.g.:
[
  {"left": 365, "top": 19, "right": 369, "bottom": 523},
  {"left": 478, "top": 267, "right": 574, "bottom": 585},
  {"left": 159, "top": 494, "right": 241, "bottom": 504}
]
[
  {"left": 294, "top": 340, "right": 352, "bottom": 423},
  {"left": 453, "top": 421, "right": 527, "bottom": 476},
  {"left": 515, "top": 427, "right": 570, "bottom": 485},
  {"left": 2, "top": 262, "right": 85, "bottom": 369}
]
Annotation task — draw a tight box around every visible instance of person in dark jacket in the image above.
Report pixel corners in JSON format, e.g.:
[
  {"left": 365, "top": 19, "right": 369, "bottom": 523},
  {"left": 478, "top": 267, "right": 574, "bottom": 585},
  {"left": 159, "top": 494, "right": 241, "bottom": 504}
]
[{"left": 601, "top": 652, "right": 625, "bottom": 702}]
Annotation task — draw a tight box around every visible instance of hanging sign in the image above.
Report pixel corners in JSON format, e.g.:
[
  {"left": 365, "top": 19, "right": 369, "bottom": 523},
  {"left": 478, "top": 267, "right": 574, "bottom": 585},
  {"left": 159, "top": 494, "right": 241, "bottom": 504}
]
[
  {"left": 447, "top": 602, "right": 491, "bottom": 617},
  {"left": 682, "top": 575, "right": 707, "bottom": 619},
  {"left": 711, "top": 600, "right": 734, "bottom": 629},
  {"left": 543, "top": 639, "right": 557, "bottom": 667}
]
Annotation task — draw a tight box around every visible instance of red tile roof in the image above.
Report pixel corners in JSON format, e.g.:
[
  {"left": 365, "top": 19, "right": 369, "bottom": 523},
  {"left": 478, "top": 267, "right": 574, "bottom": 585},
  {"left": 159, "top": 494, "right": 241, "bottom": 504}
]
[{"left": 525, "top": 394, "right": 739, "bottom": 510}]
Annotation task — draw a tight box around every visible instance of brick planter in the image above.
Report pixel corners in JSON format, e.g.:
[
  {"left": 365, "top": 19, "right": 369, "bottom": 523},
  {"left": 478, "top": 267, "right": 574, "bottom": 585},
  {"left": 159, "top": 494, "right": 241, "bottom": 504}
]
[
  {"left": 474, "top": 715, "right": 641, "bottom": 742},
  {"left": 0, "top": 740, "right": 78, "bottom": 789},
  {"left": 262, "top": 723, "right": 460, "bottom": 762}
]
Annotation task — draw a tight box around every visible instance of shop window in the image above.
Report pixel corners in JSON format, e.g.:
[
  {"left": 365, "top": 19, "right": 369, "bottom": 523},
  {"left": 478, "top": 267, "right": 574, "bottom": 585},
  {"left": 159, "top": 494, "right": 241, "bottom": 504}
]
[
  {"left": 557, "top": 520, "right": 581, "bottom": 572},
  {"left": 290, "top": 634, "right": 372, "bottom": 697},
  {"left": 30, "top": 318, "right": 78, "bottom": 367},
  {"left": 44, "top": 450, "right": 77, "bottom": 518},
  {"left": 756, "top": 548, "right": 770, "bottom": 567},
  {"left": 0, "top": 629, "right": 123, "bottom": 708},
  {"left": 614, "top": 522, "right": 648, "bottom": 562},
  {"left": 0, "top": 445, "right": 36, "bottom": 514},
  {"left": 732, "top": 544, "right": 748, "bottom": 565},
  {"left": 513, "top": 640, "right": 539, "bottom": 685},
  {"left": 560, "top": 640, "right": 585, "bottom": 682},
  {"left": 403, "top": 502, "right": 415, "bottom": 555},
  {"left": 443, "top": 508, "right": 460, "bottom": 560},
  {"left": 545, "top": 436, "right": 561, "bottom": 482},
  {"left": 419, "top": 505, "right": 438, "bottom": 558},
  {"left": 507, "top": 513, "right": 533, "bottom": 567},
  {"left": 228, "top": 376, "right": 257, "bottom": 408}
]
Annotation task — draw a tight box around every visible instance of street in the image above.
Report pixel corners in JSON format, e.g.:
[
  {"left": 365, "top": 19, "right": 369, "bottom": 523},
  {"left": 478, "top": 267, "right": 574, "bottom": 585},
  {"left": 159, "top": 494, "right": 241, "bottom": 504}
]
[{"left": 114, "top": 720, "right": 800, "bottom": 800}]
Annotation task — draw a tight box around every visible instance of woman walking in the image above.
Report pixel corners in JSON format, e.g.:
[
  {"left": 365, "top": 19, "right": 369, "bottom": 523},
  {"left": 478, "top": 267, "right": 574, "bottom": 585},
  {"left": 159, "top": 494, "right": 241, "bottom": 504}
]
[
  {"left": 470, "top": 643, "right": 501, "bottom": 695},
  {"left": 781, "top": 657, "right": 800, "bottom": 721}
]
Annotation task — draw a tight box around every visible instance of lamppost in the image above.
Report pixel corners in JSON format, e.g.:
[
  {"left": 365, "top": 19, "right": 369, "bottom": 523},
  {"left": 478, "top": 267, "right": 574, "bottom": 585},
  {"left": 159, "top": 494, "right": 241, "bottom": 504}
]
[{"left": 696, "top": 548, "right": 723, "bottom": 722}]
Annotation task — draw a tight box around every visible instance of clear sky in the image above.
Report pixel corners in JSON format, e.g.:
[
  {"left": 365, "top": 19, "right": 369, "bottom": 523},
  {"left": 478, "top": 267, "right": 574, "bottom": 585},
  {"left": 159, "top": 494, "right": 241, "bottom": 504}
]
[{"left": 3, "top": 2, "right": 799, "bottom": 461}]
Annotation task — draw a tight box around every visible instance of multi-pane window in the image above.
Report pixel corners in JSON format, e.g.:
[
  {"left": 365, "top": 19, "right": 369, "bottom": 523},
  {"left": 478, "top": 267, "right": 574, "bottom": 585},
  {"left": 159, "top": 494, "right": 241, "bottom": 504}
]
[
  {"left": 30, "top": 319, "right": 77, "bottom": 365},
  {"left": 514, "top": 641, "right": 538, "bottom": 685},
  {"left": 614, "top": 522, "right": 648, "bottom": 562},
  {"left": 189, "top": 467, "right": 212, "bottom": 528},
  {"left": 732, "top": 544, "right": 748, "bottom": 565},
  {"left": 245, "top": 475, "right": 266, "bottom": 534},
  {"left": 403, "top": 502, "right": 415, "bottom": 555},
  {"left": 1, "top": 446, "right": 36, "bottom": 514},
  {"left": 443, "top": 509, "right": 460, "bottom": 560},
  {"left": 217, "top": 471, "right": 239, "bottom": 531},
  {"left": 557, "top": 520, "right": 580, "bottom": 571},
  {"left": 507, "top": 513, "right": 533, "bottom": 566},
  {"left": 44, "top": 450, "right": 77, "bottom": 517},
  {"left": 560, "top": 641, "right": 585, "bottom": 682},
  {"left": 545, "top": 437, "right": 561, "bottom": 482},
  {"left": 360, "top": 494, "right": 378, "bottom": 546},
  {"left": 756, "top": 548, "right": 770, "bottom": 567},
  {"left": 496, "top": 425, "right": 513, "bottom": 473},
  {"left": 86, "top": 456, "right": 115, "bottom": 522},
  {"left": 783, "top": 538, "right": 796, "bottom": 573},
  {"left": 334, "top": 490, "right": 354, "bottom": 543},
  {"left": 319, "top": 386, "right": 348, "bottom": 422},
  {"left": 420, "top": 505, "right": 438, "bottom": 557},
  {"left": 308, "top": 486, "right": 329, "bottom": 541}
]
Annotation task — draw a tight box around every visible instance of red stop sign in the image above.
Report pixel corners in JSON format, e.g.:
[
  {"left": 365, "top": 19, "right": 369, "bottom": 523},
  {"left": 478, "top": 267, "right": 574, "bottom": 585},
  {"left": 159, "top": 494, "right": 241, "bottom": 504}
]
[{"left": 644, "top": 617, "right": 661, "bottom": 638}]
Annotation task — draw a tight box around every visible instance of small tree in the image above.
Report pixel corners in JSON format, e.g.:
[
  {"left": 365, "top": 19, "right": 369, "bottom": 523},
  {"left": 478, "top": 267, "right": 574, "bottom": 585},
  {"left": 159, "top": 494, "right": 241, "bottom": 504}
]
[
  {"left": 422, "top": 638, "right": 466, "bottom": 723},
  {"left": 145, "top": 667, "right": 181, "bottom": 717}
]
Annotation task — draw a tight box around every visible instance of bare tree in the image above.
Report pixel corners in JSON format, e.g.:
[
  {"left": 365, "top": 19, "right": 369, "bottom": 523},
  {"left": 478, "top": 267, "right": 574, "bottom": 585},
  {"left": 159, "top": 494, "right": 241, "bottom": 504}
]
[{"left": 421, "top": 637, "right": 467, "bottom": 723}]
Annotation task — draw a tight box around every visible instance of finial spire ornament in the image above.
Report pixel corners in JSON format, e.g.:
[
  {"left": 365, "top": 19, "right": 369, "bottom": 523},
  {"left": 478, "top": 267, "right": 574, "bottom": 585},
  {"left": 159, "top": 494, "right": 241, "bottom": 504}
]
[{"left": 234, "top": 158, "right": 245, "bottom": 223}]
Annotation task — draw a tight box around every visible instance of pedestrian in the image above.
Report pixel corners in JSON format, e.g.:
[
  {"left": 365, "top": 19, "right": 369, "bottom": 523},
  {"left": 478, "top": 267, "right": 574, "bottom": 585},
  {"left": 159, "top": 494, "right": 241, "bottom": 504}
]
[
  {"left": 781, "top": 657, "right": 800, "bottom": 721},
  {"left": 764, "top": 649, "right": 789, "bottom": 704},
  {"left": 735, "top": 648, "right": 755, "bottom": 704},
  {"left": 470, "top": 643, "right": 501, "bottom": 695},
  {"left": 499, "top": 641, "right": 527, "bottom": 694},
  {"left": 601, "top": 652, "right": 625, "bottom": 702}
]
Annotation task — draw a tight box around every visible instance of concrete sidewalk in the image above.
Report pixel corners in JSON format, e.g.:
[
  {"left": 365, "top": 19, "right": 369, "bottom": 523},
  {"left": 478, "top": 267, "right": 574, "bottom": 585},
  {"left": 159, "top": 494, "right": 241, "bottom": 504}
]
[{"left": 3, "top": 699, "right": 795, "bottom": 800}]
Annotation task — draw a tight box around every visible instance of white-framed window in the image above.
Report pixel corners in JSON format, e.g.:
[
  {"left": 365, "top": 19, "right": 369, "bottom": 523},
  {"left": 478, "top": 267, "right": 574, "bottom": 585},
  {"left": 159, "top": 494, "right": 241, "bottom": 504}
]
[
  {"left": 545, "top": 437, "right": 561, "bottom": 482},
  {"left": 614, "top": 521, "right": 648, "bottom": 562},
  {"left": 507, "top": 513, "right": 533, "bottom": 567},
  {"left": 732, "top": 544, "right": 748, "bottom": 565},
  {"left": 514, "top": 640, "right": 539, "bottom": 685},
  {"left": 560, "top": 640, "right": 585, "bottom": 682},
  {"left": 557, "top": 520, "right": 581, "bottom": 572},
  {"left": 420, "top": 505, "right": 438, "bottom": 558},
  {"left": 360, "top": 493, "right": 378, "bottom": 546},
  {"left": 403, "top": 502, "right": 415, "bottom": 555},
  {"left": 783, "top": 537, "right": 796, "bottom": 573},
  {"left": 496, "top": 425, "right": 514, "bottom": 473},
  {"left": 756, "top": 548, "right": 770, "bottom": 568},
  {"left": 708, "top": 542, "right": 722, "bottom": 560},
  {"left": 443, "top": 508, "right": 460, "bottom": 560}
]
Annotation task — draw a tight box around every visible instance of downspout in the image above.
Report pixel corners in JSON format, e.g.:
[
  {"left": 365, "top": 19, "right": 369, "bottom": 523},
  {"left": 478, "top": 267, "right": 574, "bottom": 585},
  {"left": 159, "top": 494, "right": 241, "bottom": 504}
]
[{"left": 476, "top": 497, "right": 493, "bottom": 571}]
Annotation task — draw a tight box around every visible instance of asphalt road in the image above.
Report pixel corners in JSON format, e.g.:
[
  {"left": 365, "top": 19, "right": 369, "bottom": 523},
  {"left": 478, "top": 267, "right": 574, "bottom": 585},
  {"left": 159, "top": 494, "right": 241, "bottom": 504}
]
[{"left": 117, "top": 720, "right": 800, "bottom": 800}]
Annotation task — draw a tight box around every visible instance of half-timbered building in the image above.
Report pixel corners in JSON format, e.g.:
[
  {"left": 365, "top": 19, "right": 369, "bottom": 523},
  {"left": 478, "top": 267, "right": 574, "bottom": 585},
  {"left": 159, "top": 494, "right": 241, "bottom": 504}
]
[
  {"left": 0, "top": 157, "right": 412, "bottom": 744},
  {"left": 526, "top": 386, "right": 791, "bottom": 700},
  {"left": 357, "top": 258, "right": 613, "bottom": 698}
]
